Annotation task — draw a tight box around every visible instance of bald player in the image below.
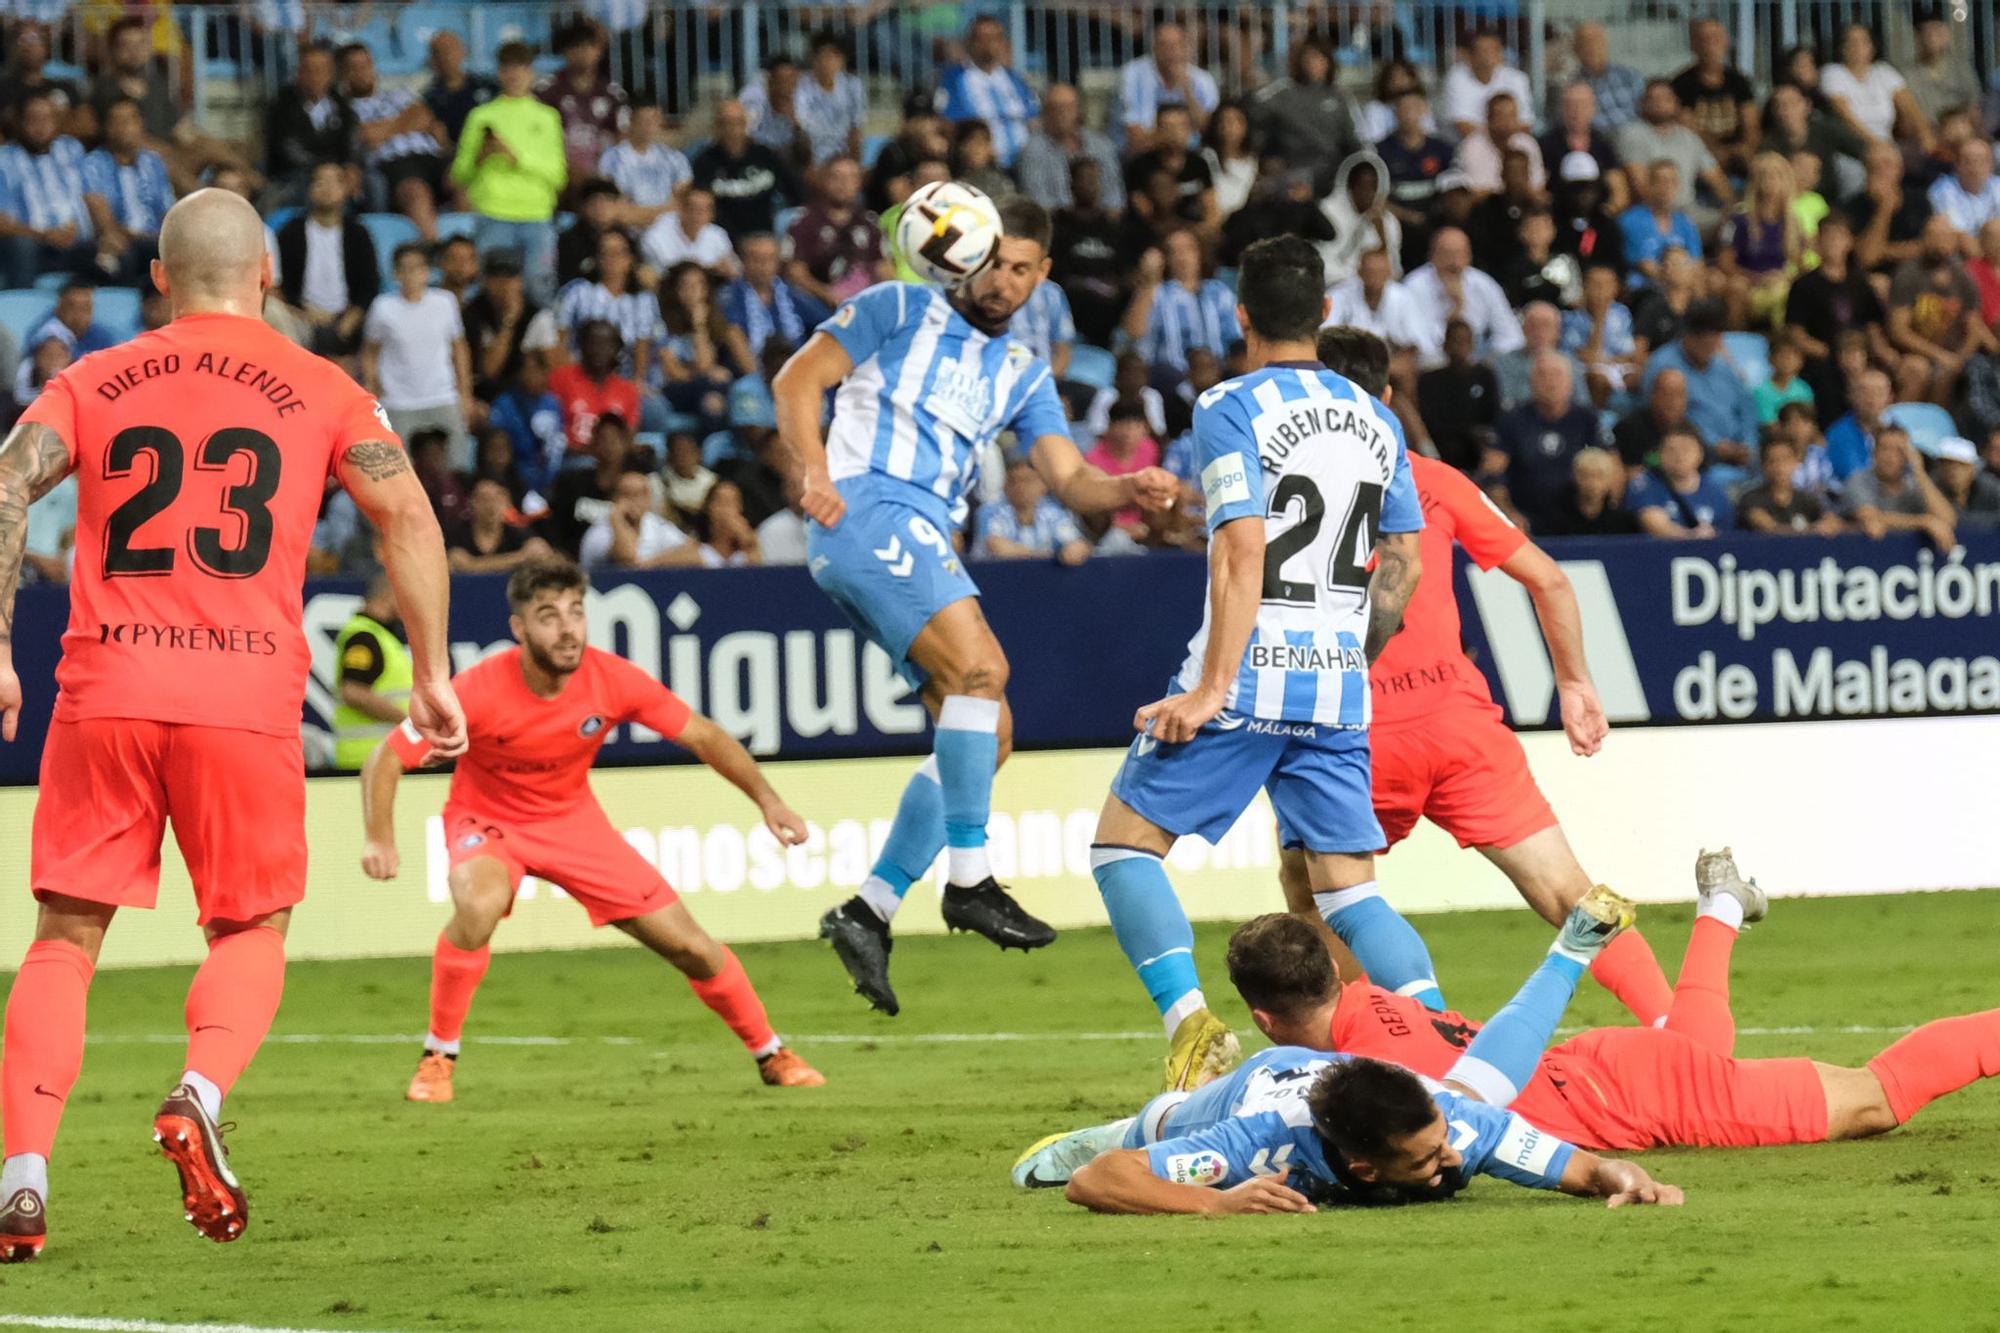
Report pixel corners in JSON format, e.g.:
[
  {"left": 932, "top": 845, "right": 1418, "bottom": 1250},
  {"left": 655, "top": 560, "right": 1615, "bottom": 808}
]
[{"left": 0, "top": 189, "right": 466, "bottom": 1260}]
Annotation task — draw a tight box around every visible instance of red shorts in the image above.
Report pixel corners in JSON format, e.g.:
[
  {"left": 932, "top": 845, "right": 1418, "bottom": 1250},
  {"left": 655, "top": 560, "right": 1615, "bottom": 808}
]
[
  {"left": 33, "top": 717, "right": 307, "bottom": 925},
  {"left": 442, "top": 802, "right": 677, "bottom": 928},
  {"left": 1371, "top": 707, "right": 1556, "bottom": 851},
  {"left": 1534, "top": 1027, "right": 1829, "bottom": 1151}
]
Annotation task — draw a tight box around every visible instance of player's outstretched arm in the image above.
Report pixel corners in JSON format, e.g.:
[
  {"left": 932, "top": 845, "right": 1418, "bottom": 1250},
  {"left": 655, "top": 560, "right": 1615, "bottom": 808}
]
[
  {"left": 1362, "top": 530, "right": 1421, "bottom": 664},
  {"left": 1027, "top": 432, "right": 1178, "bottom": 517},
  {"left": 1500, "top": 542, "right": 1606, "bottom": 756},
  {"left": 337, "top": 439, "right": 466, "bottom": 759},
  {"left": 674, "top": 714, "right": 809, "bottom": 847},
  {"left": 0, "top": 422, "right": 74, "bottom": 743},
  {"left": 359, "top": 738, "right": 407, "bottom": 880},
  {"left": 1066, "top": 1151, "right": 1316, "bottom": 1216},
  {"left": 1558, "top": 1150, "right": 1684, "bottom": 1208},
  {"left": 771, "top": 332, "right": 855, "bottom": 529}
]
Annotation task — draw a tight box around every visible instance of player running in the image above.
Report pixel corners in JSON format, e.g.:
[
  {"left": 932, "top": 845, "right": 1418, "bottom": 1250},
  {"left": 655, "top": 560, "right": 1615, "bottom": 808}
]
[
  {"left": 1087, "top": 237, "right": 1423, "bottom": 1091},
  {"left": 772, "top": 198, "right": 1176, "bottom": 1017},
  {"left": 0, "top": 190, "right": 466, "bottom": 1261},
  {"left": 1294, "top": 326, "right": 1674, "bottom": 1024},
  {"left": 1224, "top": 850, "right": 2000, "bottom": 1154},
  {"left": 360, "top": 557, "right": 825, "bottom": 1099}
]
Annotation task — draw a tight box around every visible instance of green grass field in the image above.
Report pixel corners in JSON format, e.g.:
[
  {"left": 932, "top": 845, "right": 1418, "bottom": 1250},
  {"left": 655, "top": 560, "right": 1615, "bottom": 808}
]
[{"left": 3, "top": 889, "right": 1998, "bottom": 1332}]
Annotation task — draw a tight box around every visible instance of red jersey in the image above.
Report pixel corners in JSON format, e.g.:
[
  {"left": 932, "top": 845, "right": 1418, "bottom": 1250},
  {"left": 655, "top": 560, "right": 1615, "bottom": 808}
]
[
  {"left": 1369, "top": 455, "right": 1527, "bottom": 730},
  {"left": 20, "top": 312, "right": 394, "bottom": 736},
  {"left": 546, "top": 364, "right": 641, "bottom": 453},
  {"left": 389, "top": 645, "right": 690, "bottom": 824}
]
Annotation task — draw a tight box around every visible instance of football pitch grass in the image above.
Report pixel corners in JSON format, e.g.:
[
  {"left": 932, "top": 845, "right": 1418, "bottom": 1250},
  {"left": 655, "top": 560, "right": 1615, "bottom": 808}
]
[{"left": 2, "top": 889, "right": 1998, "bottom": 1332}]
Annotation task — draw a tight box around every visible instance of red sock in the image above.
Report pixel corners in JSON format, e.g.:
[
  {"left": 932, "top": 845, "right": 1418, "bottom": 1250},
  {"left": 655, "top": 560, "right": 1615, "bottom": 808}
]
[
  {"left": 687, "top": 948, "right": 777, "bottom": 1055},
  {"left": 184, "top": 926, "right": 287, "bottom": 1097},
  {"left": 1664, "top": 917, "right": 1739, "bottom": 1056},
  {"left": 428, "top": 934, "right": 491, "bottom": 1045},
  {"left": 1867, "top": 1010, "right": 2000, "bottom": 1124},
  {"left": 1589, "top": 928, "right": 1673, "bottom": 1028},
  {"left": 1, "top": 941, "right": 94, "bottom": 1159}
]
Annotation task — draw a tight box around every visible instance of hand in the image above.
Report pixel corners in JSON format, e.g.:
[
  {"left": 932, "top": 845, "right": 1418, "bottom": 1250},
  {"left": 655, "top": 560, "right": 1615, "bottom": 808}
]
[
  {"left": 361, "top": 839, "right": 400, "bottom": 880},
  {"left": 408, "top": 677, "right": 468, "bottom": 760},
  {"left": 1210, "top": 1167, "right": 1316, "bottom": 1215},
  {"left": 1128, "top": 466, "right": 1181, "bottom": 513},
  {"left": 1557, "top": 679, "right": 1607, "bottom": 757},
  {"left": 1137, "top": 247, "right": 1165, "bottom": 284},
  {"left": 0, "top": 657, "right": 20, "bottom": 743},
  {"left": 336, "top": 307, "right": 364, "bottom": 339},
  {"left": 761, "top": 800, "right": 808, "bottom": 846},
  {"left": 1606, "top": 1179, "right": 1685, "bottom": 1207},
  {"left": 483, "top": 130, "right": 519, "bottom": 167},
  {"left": 1134, "top": 687, "right": 1223, "bottom": 745},
  {"left": 1926, "top": 516, "right": 1960, "bottom": 555},
  {"left": 459, "top": 391, "right": 478, "bottom": 424},
  {"left": 44, "top": 222, "right": 77, "bottom": 248},
  {"left": 799, "top": 467, "right": 846, "bottom": 527}
]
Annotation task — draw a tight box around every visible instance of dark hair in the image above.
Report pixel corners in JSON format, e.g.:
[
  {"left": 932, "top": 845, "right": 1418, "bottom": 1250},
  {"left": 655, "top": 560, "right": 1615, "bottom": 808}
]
[
  {"left": 16, "top": 88, "right": 55, "bottom": 113},
  {"left": 1237, "top": 235, "right": 1324, "bottom": 342},
  {"left": 1776, "top": 400, "right": 1816, "bottom": 426},
  {"left": 578, "top": 176, "right": 622, "bottom": 202},
  {"left": 100, "top": 95, "right": 144, "bottom": 121},
  {"left": 495, "top": 41, "right": 537, "bottom": 69},
  {"left": 506, "top": 556, "right": 588, "bottom": 611},
  {"left": 58, "top": 279, "right": 95, "bottom": 298},
  {"left": 1659, "top": 422, "right": 1703, "bottom": 450},
  {"left": 998, "top": 198, "right": 1052, "bottom": 252},
  {"left": 1106, "top": 395, "right": 1149, "bottom": 427},
  {"left": 810, "top": 29, "right": 848, "bottom": 57},
  {"left": 108, "top": 14, "right": 148, "bottom": 44},
  {"left": 1316, "top": 326, "right": 1392, "bottom": 399},
  {"left": 763, "top": 52, "right": 797, "bottom": 73},
  {"left": 335, "top": 41, "right": 369, "bottom": 64},
  {"left": 558, "top": 19, "right": 603, "bottom": 52},
  {"left": 1373, "top": 56, "right": 1422, "bottom": 103},
  {"left": 1307, "top": 1058, "right": 1441, "bottom": 1162},
  {"left": 578, "top": 317, "right": 624, "bottom": 351},
  {"left": 659, "top": 261, "right": 727, "bottom": 341},
  {"left": 1227, "top": 914, "right": 1340, "bottom": 1018},
  {"left": 1203, "top": 98, "right": 1251, "bottom": 155},
  {"left": 393, "top": 241, "right": 430, "bottom": 269},
  {"left": 440, "top": 234, "right": 478, "bottom": 254},
  {"left": 1683, "top": 299, "right": 1727, "bottom": 336},
  {"left": 408, "top": 426, "right": 449, "bottom": 453},
  {"left": 299, "top": 39, "right": 336, "bottom": 64}
]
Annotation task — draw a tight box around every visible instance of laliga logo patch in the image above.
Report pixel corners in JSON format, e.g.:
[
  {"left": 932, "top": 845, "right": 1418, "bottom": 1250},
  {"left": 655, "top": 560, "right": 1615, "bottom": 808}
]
[
  {"left": 370, "top": 399, "right": 392, "bottom": 431},
  {"left": 832, "top": 304, "right": 858, "bottom": 328},
  {"left": 1164, "top": 1151, "right": 1227, "bottom": 1186},
  {"left": 578, "top": 714, "right": 606, "bottom": 737}
]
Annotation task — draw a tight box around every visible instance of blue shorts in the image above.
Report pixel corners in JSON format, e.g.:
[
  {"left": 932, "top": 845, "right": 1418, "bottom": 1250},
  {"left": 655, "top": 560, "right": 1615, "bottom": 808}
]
[
  {"left": 806, "top": 473, "right": 980, "bottom": 689},
  {"left": 1110, "top": 709, "right": 1383, "bottom": 853}
]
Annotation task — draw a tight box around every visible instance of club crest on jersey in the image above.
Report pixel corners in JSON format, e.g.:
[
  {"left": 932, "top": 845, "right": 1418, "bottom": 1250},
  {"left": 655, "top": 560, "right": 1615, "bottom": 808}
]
[
  {"left": 1164, "top": 1151, "right": 1227, "bottom": 1186},
  {"left": 458, "top": 832, "right": 486, "bottom": 849},
  {"left": 578, "top": 714, "right": 606, "bottom": 737}
]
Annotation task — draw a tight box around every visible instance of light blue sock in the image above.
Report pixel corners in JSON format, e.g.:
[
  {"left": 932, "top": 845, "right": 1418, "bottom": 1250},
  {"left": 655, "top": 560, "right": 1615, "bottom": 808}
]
[
  {"left": 856, "top": 757, "right": 946, "bottom": 922},
  {"left": 1447, "top": 953, "right": 1586, "bottom": 1107},
  {"left": 1090, "top": 846, "right": 1204, "bottom": 1036},
  {"left": 935, "top": 695, "right": 1001, "bottom": 885},
  {"left": 1316, "top": 883, "right": 1445, "bottom": 1010}
]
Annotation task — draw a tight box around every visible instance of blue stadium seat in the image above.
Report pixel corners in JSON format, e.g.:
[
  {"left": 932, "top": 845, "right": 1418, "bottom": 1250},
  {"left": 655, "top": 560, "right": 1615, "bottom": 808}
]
[
  {"left": 32, "top": 273, "right": 68, "bottom": 293},
  {"left": 862, "top": 134, "right": 890, "bottom": 168},
  {"left": 773, "top": 206, "right": 805, "bottom": 239},
  {"left": 0, "top": 291, "right": 45, "bottom": 349},
  {"left": 435, "top": 212, "right": 482, "bottom": 242},
  {"left": 93, "top": 288, "right": 142, "bottom": 341},
  {"left": 1723, "top": 331, "right": 1769, "bottom": 388},
  {"left": 266, "top": 205, "right": 302, "bottom": 236},
  {"left": 1885, "top": 401, "right": 1959, "bottom": 457},
  {"left": 360, "top": 213, "right": 422, "bottom": 286},
  {"left": 1066, "top": 344, "right": 1115, "bottom": 390},
  {"left": 389, "top": 4, "right": 464, "bottom": 75}
]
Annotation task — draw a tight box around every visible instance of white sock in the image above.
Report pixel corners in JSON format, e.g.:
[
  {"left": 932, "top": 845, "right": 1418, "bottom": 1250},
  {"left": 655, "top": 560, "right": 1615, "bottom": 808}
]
[
  {"left": 1698, "top": 891, "right": 1746, "bottom": 933},
  {"left": 947, "top": 845, "right": 991, "bottom": 885},
  {"left": 1314, "top": 882, "right": 1380, "bottom": 917},
  {"left": 179, "top": 1070, "right": 223, "bottom": 1122},
  {"left": 426, "top": 1034, "right": 462, "bottom": 1057},
  {"left": 1162, "top": 988, "right": 1208, "bottom": 1040},
  {"left": 751, "top": 1035, "right": 783, "bottom": 1060},
  {"left": 0, "top": 1153, "right": 48, "bottom": 1200},
  {"left": 857, "top": 876, "right": 903, "bottom": 923}
]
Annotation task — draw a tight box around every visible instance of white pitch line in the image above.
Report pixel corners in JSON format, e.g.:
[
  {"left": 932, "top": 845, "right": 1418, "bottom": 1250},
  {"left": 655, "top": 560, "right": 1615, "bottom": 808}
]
[{"left": 0, "top": 1317, "right": 392, "bottom": 1333}]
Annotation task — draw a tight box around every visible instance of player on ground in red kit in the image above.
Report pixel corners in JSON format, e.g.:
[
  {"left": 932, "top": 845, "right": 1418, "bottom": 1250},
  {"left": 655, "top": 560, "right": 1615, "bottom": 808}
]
[
  {"left": 0, "top": 189, "right": 467, "bottom": 1261},
  {"left": 1229, "top": 850, "right": 2000, "bottom": 1152},
  {"left": 1284, "top": 328, "right": 1674, "bottom": 1026},
  {"left": 359, "top": 556, "right": 825, "bottom": 1099}
]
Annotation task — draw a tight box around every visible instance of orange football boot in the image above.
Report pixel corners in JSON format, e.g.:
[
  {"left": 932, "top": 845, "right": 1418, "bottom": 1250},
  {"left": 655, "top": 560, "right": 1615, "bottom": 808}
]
[
  {"left": 405, "top": 1052, "right": 457, "bottom": 1103},
  {"left": 757, "top": 1048, "right": 827, "bottom": 1087}
]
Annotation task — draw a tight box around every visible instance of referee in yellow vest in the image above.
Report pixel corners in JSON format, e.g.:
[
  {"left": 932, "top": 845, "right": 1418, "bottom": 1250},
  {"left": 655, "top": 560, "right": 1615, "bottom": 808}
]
[{"left": 332, "top": 574, "right": 413, "bottom": 770}]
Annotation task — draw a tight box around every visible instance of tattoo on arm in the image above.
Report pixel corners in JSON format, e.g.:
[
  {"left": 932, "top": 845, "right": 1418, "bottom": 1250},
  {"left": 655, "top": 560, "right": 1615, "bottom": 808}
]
[
  {"left": 340, "top": 439, "right": 412, "bottom": 483},
  {"left": 0, "top": 423, "right": 75, "bottom": 649},
  {"left": 1363, "top": 533, "right": 1421, "bottom": 665}
]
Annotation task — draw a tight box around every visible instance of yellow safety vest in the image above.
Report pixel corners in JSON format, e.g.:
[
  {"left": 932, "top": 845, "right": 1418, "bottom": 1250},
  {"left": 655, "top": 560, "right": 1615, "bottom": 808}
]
[{"left": 332, "top": 612, "right": 412, "bottom": 769}]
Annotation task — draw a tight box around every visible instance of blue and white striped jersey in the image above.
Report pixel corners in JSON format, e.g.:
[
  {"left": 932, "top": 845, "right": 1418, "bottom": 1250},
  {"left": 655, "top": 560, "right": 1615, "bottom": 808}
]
[
  {"left": 1008, "top": 281, "right": 1075, "bottom": 364},
  {"left": 600, "top": 141, "right": 691, "bottom": 209},
  {"left": 80, "top": 148, "right": 174, "bottom": 235},
  {"left": 1138, "top": 279, "right": 1240, "bottom": 374},
  {"left": 555, "top": 279, "right": 662, "bottom": 379},
  {"left": 349, "top": 88, "right": 444, "bottom": 164},
  {"left": 1177, "top": 363, "right": 1421, "bottom": 727},
  {"left": 936, "top": 62, "right": 1039, "bottom": 168},
  {"left": 0, "top": 137, "right": 92, "bottom": 240},
  {"left": 820, "top": 283, "right": 1071, "bottom": 518},
  {"left": 1141, "top": 1047, "right": 1576, "bottom": 1204},
  {"left": 973, "top": 495, "right": 1083, "bottom": 557}
]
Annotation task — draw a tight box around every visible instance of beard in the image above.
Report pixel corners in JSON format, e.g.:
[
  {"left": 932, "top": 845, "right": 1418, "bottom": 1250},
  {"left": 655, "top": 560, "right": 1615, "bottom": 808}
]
[
  {"left": 951, "top": 285, "right": 1019, "bottom": 335},
  {"left": 523, "top": 637, "right": 582, "bottom": 677}
]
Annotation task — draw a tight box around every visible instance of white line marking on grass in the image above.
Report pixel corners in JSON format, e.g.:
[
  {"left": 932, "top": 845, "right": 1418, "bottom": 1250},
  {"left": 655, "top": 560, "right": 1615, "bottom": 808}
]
[{"left": 0, "top": 1316, "right": 394, "bottom": 1333}]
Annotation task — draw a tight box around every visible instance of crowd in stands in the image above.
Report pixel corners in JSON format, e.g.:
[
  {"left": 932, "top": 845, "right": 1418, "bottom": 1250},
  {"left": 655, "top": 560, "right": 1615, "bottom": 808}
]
[{"left": 8, "top": 5, "right": 2000, "bottom": 591}]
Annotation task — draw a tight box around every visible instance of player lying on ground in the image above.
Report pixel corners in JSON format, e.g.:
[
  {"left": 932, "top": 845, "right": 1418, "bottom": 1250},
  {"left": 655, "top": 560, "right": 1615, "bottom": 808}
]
[
  {"left": 0, "top": 189, "right": 467, "bottom": 1261},
  {"left": 360, "top": 557, "right": 825, "bottom": 1099},
  {"left": 1018, "top": 890, "right": 1686, "bottom": 1212},
  {"left": 1225, "top": 849, "right": 2000, "bottom": 1152},
  {"left": 1088, "top": 238, "right": 1424, "bottom": 1092},
  {"left": 1291, "top": 326, "right": 1673, "bottom": 1026},
  {"left": 774, "top": 198, "right": 1178, "bottom": 1017}
]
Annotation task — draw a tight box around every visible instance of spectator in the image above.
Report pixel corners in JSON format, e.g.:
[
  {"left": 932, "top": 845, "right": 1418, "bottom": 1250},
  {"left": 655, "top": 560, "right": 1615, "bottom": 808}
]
[
  {"left": 641, "top": 186, "right": 736, "bottom": 275},
  {"left": 661, "top": 429, "right": 718, "bottom": 526},
  {"left": 408, "top": 426, "right": 470, "bottom": 529},
  {"left": 454, "top": 42, "right": 568, "bottom": 305},
  {"left": 1251, "top": 38, "right": 1360, "bottom": 192},
  {"left": 949, "top": 121, "right": 1014, "bottom": 205},
  {"left": 1541, "top": 445, "right": 1638, "bottom": 535},
  {"left": 1566, "top": 23, "right": 1644, "bottom": 133},
  {"left": 1644, "top": 300, "right": 1758, "bottom": 473},
  {"left": 694, "top": 479, "right": 762, "bottom": 567},
  {"left": 1222, "top": 165, "right": 1338, "bottom": 269},
  {"left": 365, "top": 243, "right": 474, "bottom": 466},
  {"left": 448, "top": 473, "right": 553, "bottom": 572},
  {"left": 547, "top": 411, "right": 640, "bottom": 554},
  {"left": 712, "top": 418, "right": 789, "bottom": 525},
  {"left": 1010, "top": 279, "right": 1076, "bottom": 380},
  {"left": 1456, "top": 92, "right": 1545, "bottom": 197},
  {"left": 423, "top": 30, "right": 496, "bottom": 145},
  {"left": 1850, "top": 140, "right": 1931, "bottom": 274},
  {"left": 11, "top": 332, "right": 69, "bottom": 420},
  {"left": 794, "top": 31, "right": 866, "bottom": 167},
  {"left": 434, "top": 235, "right": 481, "bottom": 307},
  {"left": 549, "top": 319, "right": 642, "bottom": 455},
  {"left": 1932, "top": 434, "right": 2000, "bottom": 529},
  {"left": 1469, "top": 151, "right": 1550, "bottom": 279},
  {"left": 1327, "top": 246, "right": 1436, "bottom": 362},
  {"left": 80, "top": 98, "right": 173, "bottom": 286},
  {"left": 1826, "top": 366, "right": 1893, "bottom": 479},
  {"left": 487, "top": 352, "right": 568, "bottom": 497},
  {"left": 581, "top": 467, "right": 701, "bottom": 569},
  {"left": 342, "top": 42, "right": 451, "bottom": 241},
  {"left": 1499, "top": 207, "right": 1582, "bottom": 311},
  {"left": 557, "top": 178, "right": 623, "bottom": 286},
  {"left": 1771, "top": 399, "right": 1838, "bottom": 496},
  {"left": 784, "top": 156, "right": 888, "bottom": 319},
  {"left": 1376, "top": 87, "right": 1455, "bottom": 267},
  {"left": 1756, "top": 331, "right": 1816, "bottom": 426},
  {"left": 756, "top": 476, "right": 811, "bottom": 565},
  {"left": 1494, "top": 302, "right": 1588, "bottom": 411},
  {"left": 1718, "top": 152, "right": 1807, "bottom": 329},
  {"left": 1084, "top": 351, "right": 1169, "bottom": 439},
  {"left": 975, "top": 458, "right": 1091, "bottom": 563},
  {"left": 88, "top": 15, "right": 252, "bottom": 195},
  {"left": 1627, "top": 424, "right": 1733, "bottom": 537},
  {"left": 1612, "top": 366, "right": 1690, "bottom": 469},
  {"left": 1927, "top": 137, "right": 2000, "bottom": 251},
  {"left": 1905, "top": 13, "right": 1982, "bottom": 128},
  {"left": 1737, "top": 433, "right": 1842, "bottom": 534},
  {"left": 1550, "top": 166, "right": 1626, "bottom": 280},
  {"left": 1671, "top": 18, "right": 1759, "bottom": 176},
  {"left": 1051, "top": 160, "right": 1125, "bottom": 348},
  {"left": 19, "top": 463, "right": 76, "bottom": 583},
  {"left": 263, "top": 43, "right": 356, "bottom": 211},
  {"left": 601, "top": 104, "right": 691, "bottom": 231},
  {"left": 1017, "top": 83, "right": 1125, "bottom": 213},
  {"left": 1541, "top": 82, "right": 1626, "bottom": 214},
  {"left": 465, "top": 248, "right": 560, "bottom": 400},
  {"left": 1360, "top": 60, "right": 1431, "bottom": 143},
  {"left": 1403, "top": 226, "right": 1523, "bottom": 366},
  {"left": 693, "top": 99, "right": 806, "bottom": 244},
  {"left": 2, "top": 22, "right": 84, "bottom": 136},
  {"left": 1888, "top": 213, "right": 1997, "bottom": 403},
  {"left": 1443, "top": 29, "right": 1535, "bottom": 137},
  {"left": 1762, "top": 82, "right": 1867, "bottom": 185},
  {"left": 1119, "top": 22, "right": 1219, "bottom": 141},
  {"left": 0, "top": 90, "right": 93, "bottom": 288},
  {"left": 937, "top": 16, "right": 1037, "bottom": 170},
  {"left": 1125, "top": 104, "right": 1219, "bottom": 240},
  {"left": 1620, "top": 160, "right": 1703, "bottom": 287},
  {"left": 1086, "top": 399, "right": 1163, "bottom": 540},
  {"left": 1969, "top": 217, "right": 2000, "bottom": 326},
  {"left": 557, "top": 228, "right": 656, "bottom": 381},
  {"left": 24, "top": 283, "right": 114, "bottom": 363},
  {"left": 1124, "top": 229, "right": 1241, "bottom": 376},
  {"left": 1416, "top": 318, "right": 1500, "bottom": 472},
  {"left": 1630, "top": 244, "right": 1700, "bottom": 351},
  {"left": 1820, "top": 23, "right": 1931, "bottom": 150},
  {"left": 1201, "top": 102, "right": 1258, "bottom": 219},
  {"left": 276, "top": 160, "right": 379, "bottom": 365},
  {"left": 866, "top": 92, "right": 951, "bottom": 215},
  {"left": 1841, "top": 424, "right": 1956, "bottom": 549},
  {"left": 739, "top": 55, "right": 808, "bottom": 166},
  {"left": 1494, "top": 351, "right": 1601, "bottom": 530},
  {"left": 1616, "top": 81, "right": 1733, "bottom": 232},
  {"left": 720, "top": 233, "right": 808, "bottom": 358},
  {"left": 538, "top": 20, "right": 628, "bottom": 183},
  {"left": 657, "top": 261, "right": 747, "bottom": 433},
  {"left": 1323, "top": 150, "right": 1399, "bottom": 288}
]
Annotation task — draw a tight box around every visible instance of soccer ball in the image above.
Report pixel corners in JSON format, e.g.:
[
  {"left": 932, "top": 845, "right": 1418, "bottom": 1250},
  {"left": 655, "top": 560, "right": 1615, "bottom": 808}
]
[{"left": 896, "top": 181, "right": 1003, "bottom": 287}]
